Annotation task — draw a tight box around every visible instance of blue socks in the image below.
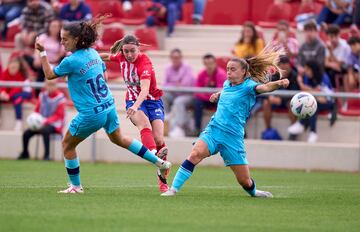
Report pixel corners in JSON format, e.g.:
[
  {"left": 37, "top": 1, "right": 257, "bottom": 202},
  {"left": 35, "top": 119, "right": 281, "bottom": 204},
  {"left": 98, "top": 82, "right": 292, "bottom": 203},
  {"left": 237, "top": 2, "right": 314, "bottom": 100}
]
[
  {"left": 243, "top": 178, "right": 256, "bottom": 197},
  {"left": 171, "top": 159, "right": 195, "bottom": 192},
  {"left": 128, "top": 139, "right": 161, "bottom": 165},
  {"left": 64, "top": 157, "right": 80, "bottom": 187}
]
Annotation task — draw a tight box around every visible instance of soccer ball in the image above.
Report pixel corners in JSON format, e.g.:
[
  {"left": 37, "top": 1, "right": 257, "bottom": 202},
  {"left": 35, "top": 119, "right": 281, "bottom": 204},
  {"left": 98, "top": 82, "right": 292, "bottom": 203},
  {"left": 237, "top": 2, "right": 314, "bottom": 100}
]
[
  {"left": 290, "top": 92, "right": 317, "bottom": 119},
  {"left": 26, "top": 112, "right": 44, "bottom": 131}
]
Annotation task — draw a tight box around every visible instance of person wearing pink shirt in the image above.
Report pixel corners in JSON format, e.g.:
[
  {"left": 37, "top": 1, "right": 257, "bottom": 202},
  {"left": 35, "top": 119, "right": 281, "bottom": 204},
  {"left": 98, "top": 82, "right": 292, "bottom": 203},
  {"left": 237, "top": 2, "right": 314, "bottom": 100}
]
[{"left": 194, "top": 54, "right": 226, "bottom": 135}]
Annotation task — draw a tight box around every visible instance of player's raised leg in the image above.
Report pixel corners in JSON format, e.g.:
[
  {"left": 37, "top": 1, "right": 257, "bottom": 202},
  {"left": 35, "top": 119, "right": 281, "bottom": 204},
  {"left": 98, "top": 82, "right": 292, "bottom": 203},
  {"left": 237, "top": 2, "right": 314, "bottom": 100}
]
[
  {"left": 161, "top": 139, "right": 210, "bottom": 196},
  {"left": 107, "top": 127, "right": 171, "bottom": 175},
  {"left": 58, "top": 130, "right": 85, "bottom": 193},
  {"left": 229, "top": 165, "right": 273, "bottom": 198}
]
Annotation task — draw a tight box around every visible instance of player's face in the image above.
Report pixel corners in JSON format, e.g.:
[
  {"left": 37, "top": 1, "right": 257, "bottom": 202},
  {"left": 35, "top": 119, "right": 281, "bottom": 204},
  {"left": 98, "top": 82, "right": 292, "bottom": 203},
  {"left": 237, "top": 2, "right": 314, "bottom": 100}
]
[
  {"left": 122, "top": 44, "right": 140, "bottom": 63},
  {"left": 226, "top": 61, "right": 246, "bottom": 85},
  {"left": 60, "top": 29, "right": 78, "bottom": 52}
]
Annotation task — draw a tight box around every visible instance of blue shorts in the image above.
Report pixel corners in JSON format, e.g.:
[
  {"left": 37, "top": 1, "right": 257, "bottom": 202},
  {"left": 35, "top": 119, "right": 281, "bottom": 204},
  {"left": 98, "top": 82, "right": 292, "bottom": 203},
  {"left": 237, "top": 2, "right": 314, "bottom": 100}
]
[
  {"left": 69, "top": 107, "right": 120, "bottom": 138},
  {"left": 126, "top": 99, "right": 164, "bottom": 122},
  {"left": 198, "top": 125, "right": 248, "bottom": 166}
]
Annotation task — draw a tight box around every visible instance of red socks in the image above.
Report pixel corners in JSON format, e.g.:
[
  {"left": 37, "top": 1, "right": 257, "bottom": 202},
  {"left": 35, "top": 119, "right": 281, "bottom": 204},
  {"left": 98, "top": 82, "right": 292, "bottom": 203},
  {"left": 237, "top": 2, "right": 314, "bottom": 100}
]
[{"left": 140, "top": 128, "right": 157, "bottom": 151}]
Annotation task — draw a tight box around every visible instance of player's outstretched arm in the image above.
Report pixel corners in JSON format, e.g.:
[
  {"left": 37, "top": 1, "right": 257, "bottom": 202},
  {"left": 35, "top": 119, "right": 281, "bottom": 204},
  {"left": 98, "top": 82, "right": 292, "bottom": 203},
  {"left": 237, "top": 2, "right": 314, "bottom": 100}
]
[
  {"left": 35, "top": 37, "right": 57, "bottom": 80},
  {"left": 209, "top": 91, "right": 222, "bottom": 103},
  {"left": 255, "top": 79, "right": 289, "bottom": 94},
  {"left": 99, "top": 53, "right": 111, "bottom": 61}
]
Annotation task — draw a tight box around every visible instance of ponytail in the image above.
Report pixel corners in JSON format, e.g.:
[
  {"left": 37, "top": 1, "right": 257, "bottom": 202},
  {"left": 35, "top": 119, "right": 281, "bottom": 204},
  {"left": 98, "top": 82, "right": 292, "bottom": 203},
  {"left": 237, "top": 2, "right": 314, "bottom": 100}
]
[{"left": 110, "top": 34, "right": 140, "bottom": 54}]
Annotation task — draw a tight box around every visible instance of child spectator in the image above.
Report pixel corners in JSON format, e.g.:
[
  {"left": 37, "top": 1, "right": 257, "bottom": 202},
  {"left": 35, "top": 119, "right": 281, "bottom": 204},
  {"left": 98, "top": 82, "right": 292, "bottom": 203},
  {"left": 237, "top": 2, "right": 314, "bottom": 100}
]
[
  {"left": 18, "top": 79, "right": 66, "bottom": 160},
  {"left": 261, "top": 56, "right": 299, "bottom": 139},
  {"left": 288, "top": 60, "right": 336, "bottom": 143},
  {"left": 233, "top": 21, "right": 265, "bottom": 59},
  {"left": 0, "top": 55, "right": 32, "bottom": 131},
  {"left": 324, "top": 24, "right": 351, "bottom": 89},
  {"left": 193, "top": 53, "right": 226, "bottom": 136},
  {"left": 59, "top": 0, "right": 92, "bottom": 22},
  {"left": 162, "top": 48, "right": 195, "bottom": 138},
  {"left": 346, "top": 36, "right": 360, "bottom": 91}
]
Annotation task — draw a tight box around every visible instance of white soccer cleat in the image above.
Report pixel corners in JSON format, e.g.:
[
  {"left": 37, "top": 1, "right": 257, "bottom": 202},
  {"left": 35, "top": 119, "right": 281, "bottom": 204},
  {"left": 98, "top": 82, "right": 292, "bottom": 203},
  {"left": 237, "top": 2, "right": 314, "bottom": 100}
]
[
  {"left": 159, "top": 161, "right": 171, "bottom": 179},
  {"left": 255, "top": 190, "right": 273, "bottom": 198},
  {"left": 161, "top": 189, "right": 177, "bottom": 197},
  {"left": 58, "top": 185, "right": 84, "bottom": 194}
]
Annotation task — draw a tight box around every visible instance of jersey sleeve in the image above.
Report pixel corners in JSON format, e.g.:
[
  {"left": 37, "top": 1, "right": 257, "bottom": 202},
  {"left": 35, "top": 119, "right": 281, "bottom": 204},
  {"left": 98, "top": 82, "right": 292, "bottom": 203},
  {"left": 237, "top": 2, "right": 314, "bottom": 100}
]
[
  {"left": 138, "top": 59, "right": 153, "bottom": 81},
  {"left": 247, "top": 79, "right": 260, "bottom": 95},
  {"left": 109, "top": 53, "right": 121, "bottom": 62},
  {"left": 53, "top": 57, "right": 72, "bottom": 77}
]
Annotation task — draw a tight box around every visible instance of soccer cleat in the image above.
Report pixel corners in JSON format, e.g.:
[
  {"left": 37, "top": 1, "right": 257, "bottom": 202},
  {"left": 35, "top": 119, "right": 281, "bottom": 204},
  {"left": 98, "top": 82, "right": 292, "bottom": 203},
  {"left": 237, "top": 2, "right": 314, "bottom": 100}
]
[
  {"left": 254, "top": 190, "right": 273, "bottom": 198},
  {"left": 58, "top": 185, "right": 84, "bottom": 194},
  {"left": 158, "top": 161, "right": 171, "bottom": 179},
  {"left": 157, "top": 169, "right": 169, "bottom": 193},
  {"left": 161, "top": 188, "right": 177, "bottom": 197},
  {"left": 156, "top": 146, "right": 168, "bottom": 159}
]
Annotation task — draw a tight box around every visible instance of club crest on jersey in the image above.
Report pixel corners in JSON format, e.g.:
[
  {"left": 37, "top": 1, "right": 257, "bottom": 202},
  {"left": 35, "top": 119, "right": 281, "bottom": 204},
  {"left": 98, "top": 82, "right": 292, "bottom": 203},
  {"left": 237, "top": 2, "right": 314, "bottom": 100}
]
[{"left": 142, "top": 70, "right": 151, "bottom": 77}]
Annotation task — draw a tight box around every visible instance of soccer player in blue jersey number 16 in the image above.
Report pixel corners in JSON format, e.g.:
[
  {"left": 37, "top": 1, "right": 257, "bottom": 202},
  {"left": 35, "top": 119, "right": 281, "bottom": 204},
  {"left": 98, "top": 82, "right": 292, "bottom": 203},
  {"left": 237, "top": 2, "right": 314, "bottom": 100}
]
[
  {"left": 35, "top": 16, "right": 171, "bottom": 194},
  {"left": 162, "top": 45, "right": 290, "bottom": 198}
]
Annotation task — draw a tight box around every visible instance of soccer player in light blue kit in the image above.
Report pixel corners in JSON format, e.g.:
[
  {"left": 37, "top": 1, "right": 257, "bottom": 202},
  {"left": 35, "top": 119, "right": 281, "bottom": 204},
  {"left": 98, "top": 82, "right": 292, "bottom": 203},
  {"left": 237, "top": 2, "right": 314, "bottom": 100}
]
[
  {"left": 35, "top": 17, "right": 171, "bottom": 194},
  {"left": 162, "top": 45, "right": 289, "bottom": 197}
]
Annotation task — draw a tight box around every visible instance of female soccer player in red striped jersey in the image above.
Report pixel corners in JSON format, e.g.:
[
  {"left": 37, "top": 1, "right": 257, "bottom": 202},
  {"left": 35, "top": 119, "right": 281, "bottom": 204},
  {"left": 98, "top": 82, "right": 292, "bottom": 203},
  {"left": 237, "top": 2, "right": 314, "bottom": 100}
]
[{"left": 100, "top": 35, "right": 169, "bottom": 193}]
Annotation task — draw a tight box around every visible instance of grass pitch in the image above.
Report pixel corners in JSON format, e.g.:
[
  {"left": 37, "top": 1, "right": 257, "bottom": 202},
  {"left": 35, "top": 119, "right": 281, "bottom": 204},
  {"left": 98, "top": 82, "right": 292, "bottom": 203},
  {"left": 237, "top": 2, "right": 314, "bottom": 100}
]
[{"left": 0, "top": 159, "right": 359, "bottom": 232}]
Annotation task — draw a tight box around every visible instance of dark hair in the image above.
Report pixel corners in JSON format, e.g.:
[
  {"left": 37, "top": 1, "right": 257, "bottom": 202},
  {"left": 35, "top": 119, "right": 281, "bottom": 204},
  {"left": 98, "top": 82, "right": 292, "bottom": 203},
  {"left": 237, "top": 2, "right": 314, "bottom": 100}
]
[
  {"left": 62, "top": 15, "right": 107, "bottom": 50},
  {"left": 239, "top": 21, "right": 259, "bottom": 49},
  {"left": 279, "top": 55, "right": 290, "bottom": 64},
  {"left": 110, "top": 34, "right": 140, "bottom": 54},
  {"left": 203, "top": 53, "right": 216, "bottom": 60},
  {"left": 348, "top": 36, "right": 360, "bottom": 45},
  {"left": 46, "top": 19, "right": 62, "bottom": 42},
  {"left": 170, "top": 48, "right": 182, "bottom": 56},
  {"left": 304, "top": 60, "right": 323, "bottom": 86},
  {"left": 326, "top": 24, "right": 340, "bottom": 36},
  {"left": 229, "top": 44, "right": 285, "bottom": 83},
  {"left": 304, "top": 21, "right": 317, "bottom": 31}
]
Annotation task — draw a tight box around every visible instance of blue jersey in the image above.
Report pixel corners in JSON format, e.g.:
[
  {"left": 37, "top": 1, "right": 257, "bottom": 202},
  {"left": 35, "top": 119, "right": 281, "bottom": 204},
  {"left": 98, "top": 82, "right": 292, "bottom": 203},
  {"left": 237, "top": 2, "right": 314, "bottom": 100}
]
[
  {"left": 54, "top": 48, "right": 114, "bottom": 115},
  {"left": 208, "top": 78, "right": 259, "bottom": 137}
]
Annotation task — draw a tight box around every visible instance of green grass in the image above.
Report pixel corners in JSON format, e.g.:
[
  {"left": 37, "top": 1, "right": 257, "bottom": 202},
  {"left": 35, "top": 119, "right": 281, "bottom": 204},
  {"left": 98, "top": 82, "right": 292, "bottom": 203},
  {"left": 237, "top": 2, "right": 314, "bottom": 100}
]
[{"left": 0, "top": 159, "right": 359, "bottom": 232}]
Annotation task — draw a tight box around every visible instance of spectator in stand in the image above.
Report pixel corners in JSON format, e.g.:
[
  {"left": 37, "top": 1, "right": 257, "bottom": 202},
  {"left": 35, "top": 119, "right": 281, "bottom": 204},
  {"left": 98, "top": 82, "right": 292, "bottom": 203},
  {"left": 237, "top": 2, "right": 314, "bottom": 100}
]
[
  {"left": 146, "top": 0, "right": 183, "bottom": 37},
  {"left": 192, "top": 0, "right": 206, "bottom": 24},
  {"left": 272, "top": 20, "right": 299, "bottom": 67},
  {"left": 17, "top": 79, "right": 66, "bottom": 160},
  {"left": 345, "top": 36, "right": 360, "bottom": 91},
  {"left": 261, "top": 56, "right": 299, "bottom": 140},
  {"left": 352, "top": 0, "right": 360, "bottom": 26},
  {"left": 233, "top": 21, "right": 265, "bottom": 59},
  {"left": 162, "top": 48, "right": 195, "bottom": 138},
  {"left": 288, "top": 60, "right": 336, "bottom": 143},
  {"left": 14, "top": 0, "right": 54, "bottom": 50},
  {"left": 193, "top": 53, "right": 226, "bottom": 136},
  {"left": 324, "top": 24, "right": 351, "bottom": 89},
  {"left": 316, "top": 0, "right": 353, "bottom": 26},
  {"left": 0, "top": 0, "right": 26, "bottom": 41},
  {"left": 297, "top": 21, "right": 326, "bottom": 76},
  {"left": 33, "top": 19, "right": 65, "bottom": 85},
  {"left": 59, "top": 0, "right": 92, "bottom": 22},
  {"left": 0, "top": 55, "right": 32, "bottom": 131}
]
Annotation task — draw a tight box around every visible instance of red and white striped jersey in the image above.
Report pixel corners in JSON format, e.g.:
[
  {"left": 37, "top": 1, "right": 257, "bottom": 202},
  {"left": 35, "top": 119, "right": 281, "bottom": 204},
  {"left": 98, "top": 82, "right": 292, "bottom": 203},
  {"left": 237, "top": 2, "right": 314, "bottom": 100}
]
[{"left": 109, "top": 53, "right": 163, "bottom": 101}]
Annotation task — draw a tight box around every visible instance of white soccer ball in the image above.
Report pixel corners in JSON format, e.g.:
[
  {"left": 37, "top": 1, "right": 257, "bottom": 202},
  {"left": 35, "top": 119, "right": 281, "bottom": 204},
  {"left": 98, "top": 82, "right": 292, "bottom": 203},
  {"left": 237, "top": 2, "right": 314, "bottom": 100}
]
[
  {"left": 290, "top": 92, "right": 317, "bottom": 119},
  {"left": 26, "top": 112, "right": 44, "bottom": 131}
]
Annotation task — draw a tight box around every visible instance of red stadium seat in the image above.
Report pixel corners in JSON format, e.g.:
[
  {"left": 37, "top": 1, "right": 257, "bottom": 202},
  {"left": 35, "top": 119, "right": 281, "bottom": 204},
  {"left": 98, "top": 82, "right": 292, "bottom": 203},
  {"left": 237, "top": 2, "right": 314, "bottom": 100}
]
[
  {"left": 178, "top": 1, "right": 194, "bottom": 24},
  {"left": 0, "top": 23, "right": 21, "bottom": 48},
  {"left": 89, "top": 0, "right": 123, "bottom": 24},
  {"left": 203, "top": 0, "right": 250, "bottom": 25},
  {"left": 121, "top": 1, "right": 149, "bottom": 25},
  {"left": 100, "top": 26, "right": 125, "bottom": 51},
  {"left": 258, "top": 2, "right": 293, "bottom": 28},
  {"left": 134, "top": 27, "right": 159, "bottom": 51},
  {"left": 216, "top": 56, "right": 231, "bottom": 71},
  {"left": 250, "top": 0, "right": 274, "bottom": 23},
  {"left": 339, "top": 92, "right": 360, "bottom": 116}
]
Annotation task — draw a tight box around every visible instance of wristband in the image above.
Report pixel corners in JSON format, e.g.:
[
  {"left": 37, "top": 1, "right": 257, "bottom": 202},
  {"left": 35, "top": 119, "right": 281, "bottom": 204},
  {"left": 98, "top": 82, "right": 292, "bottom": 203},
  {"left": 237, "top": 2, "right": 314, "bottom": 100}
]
[{"left": 39, "top": 51, "right": 47, "bottom": 57}]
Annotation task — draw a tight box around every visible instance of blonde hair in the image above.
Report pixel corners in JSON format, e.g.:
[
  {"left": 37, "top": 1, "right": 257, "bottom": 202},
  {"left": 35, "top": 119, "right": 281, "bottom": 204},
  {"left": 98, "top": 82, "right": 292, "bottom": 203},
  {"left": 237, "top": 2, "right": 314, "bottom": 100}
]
[
  {"left": 231, "top": 44, "right": 286, "bottom": 83},
  {"left": 110, "top": 34, "right": 140, "bottom": 54}
]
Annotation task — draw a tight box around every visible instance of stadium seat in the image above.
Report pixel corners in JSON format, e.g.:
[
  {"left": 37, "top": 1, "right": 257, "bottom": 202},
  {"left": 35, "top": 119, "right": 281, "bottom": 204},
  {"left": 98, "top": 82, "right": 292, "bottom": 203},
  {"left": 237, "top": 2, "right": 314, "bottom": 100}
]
[
  {"left": 0, "top": 23, "right": 21, "bottom": 48},
  {"left": 134, "top": 27, "right": 159, "bottom": 51},
  {"left": 178, "top": 1, "right": 194, "bottom": 24},
  {"left": 99, "top": 26, "right": 125, "bottom": 51},
  {"left": 258, "top": 2, "right": 293, "bottom": 28},
  {"left": 216, "top": 56, "right": 231, "bottom": 71},
  {"left": 339, "top": 92, "right": 360, "bottom": 116},
  {"left": 121, "top": 1, "right": 149, "bottom": 25},
  {"left": 203, "top": 0, "right": 250, "bottom": 25},
  {"left": 250, "top": 0, "right": 275, "bottom": 23},
  {"left": 88, "top": 0, "right": 123, "bottom": 24}
]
